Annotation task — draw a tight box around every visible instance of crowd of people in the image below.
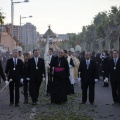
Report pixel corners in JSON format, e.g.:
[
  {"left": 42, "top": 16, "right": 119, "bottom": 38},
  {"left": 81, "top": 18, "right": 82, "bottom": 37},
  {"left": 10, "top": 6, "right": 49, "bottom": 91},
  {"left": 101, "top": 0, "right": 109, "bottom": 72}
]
[{"left": 0, "top": 48, "right": 120, "bottom": 107}]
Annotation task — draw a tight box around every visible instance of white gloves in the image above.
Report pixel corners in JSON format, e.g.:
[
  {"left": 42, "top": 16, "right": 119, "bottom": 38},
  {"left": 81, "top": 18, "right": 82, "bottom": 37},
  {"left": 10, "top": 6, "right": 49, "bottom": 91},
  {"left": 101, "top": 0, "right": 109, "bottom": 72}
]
[
  {"left": 20, "top": 78, "right": 24, "bottom": 84},
  {"left": 26, "top": 78, "right": 30, "bottom": 81},
  {"left": 104, "top": 77, "right": 109, "bottom": 83},
  {"left": 95, "top": 79, "right": 98, "bottom": 82},
  {"left": 5, "top": 80, "right": 9, "bottom": 86},
  {"left": 78, "top": 77, "right": 81, "bottom": 82}
]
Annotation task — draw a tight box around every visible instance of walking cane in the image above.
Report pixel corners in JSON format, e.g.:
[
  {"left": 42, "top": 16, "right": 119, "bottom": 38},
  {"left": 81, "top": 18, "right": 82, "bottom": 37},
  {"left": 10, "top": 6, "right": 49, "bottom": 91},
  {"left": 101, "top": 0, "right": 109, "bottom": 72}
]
[
  {"left": 0, "top": 79, "right": 13, "bottom": 93},
  {"left": 52, "top": 67, "right": 54, "bottom": 82}
]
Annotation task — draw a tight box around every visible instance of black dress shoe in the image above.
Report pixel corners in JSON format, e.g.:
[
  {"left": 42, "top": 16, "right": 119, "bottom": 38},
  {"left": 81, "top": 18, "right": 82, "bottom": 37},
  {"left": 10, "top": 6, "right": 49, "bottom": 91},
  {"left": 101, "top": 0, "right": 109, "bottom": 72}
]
[
  {"left": 24, "top": 99, "right": 28, "bottom": 104},
  {"left": 102, "top": 85, "right": 109, "bottom": 87},
  {"left": 90, "top": 102, "right": 94, "bottom": 105},
  {"left": 15, "top": 103, "right": 19, "bottom": 107},
  {"left": 9, "top": 103, "right": 14, "bottom": 106},
  {"left": 112, "top": 102, "right": 118, "bottom": 106},
  {"left": 80, "top": 102, "right": 86, "bottom": 104},
  {"left": 32, "top": 102, "right": 37, "bottom": 105}
]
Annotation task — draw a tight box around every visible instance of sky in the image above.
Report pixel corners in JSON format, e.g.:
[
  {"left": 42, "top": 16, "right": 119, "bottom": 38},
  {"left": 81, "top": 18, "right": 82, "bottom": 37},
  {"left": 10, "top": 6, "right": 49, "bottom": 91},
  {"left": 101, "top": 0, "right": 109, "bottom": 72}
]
[{"left": 0, "top": 0, "right": 120, "bottom": 34}]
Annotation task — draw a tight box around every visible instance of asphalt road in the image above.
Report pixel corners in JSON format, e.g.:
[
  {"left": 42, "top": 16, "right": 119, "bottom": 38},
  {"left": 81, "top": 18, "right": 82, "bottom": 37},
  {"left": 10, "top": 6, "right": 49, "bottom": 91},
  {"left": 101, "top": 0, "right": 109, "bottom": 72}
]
[
  {"left": 82, "top": 80, "right": 120, "bottom": 120},
  {"left": 0, "top": 80, "right": 120, "bottom": 120}
]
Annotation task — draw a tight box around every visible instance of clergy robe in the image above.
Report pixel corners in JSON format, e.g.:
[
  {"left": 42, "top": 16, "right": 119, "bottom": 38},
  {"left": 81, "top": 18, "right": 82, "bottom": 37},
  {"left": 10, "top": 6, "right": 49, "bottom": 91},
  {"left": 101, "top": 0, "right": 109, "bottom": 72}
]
[{"left": 50, "top": 56, "right": 69, "bottom": 104}]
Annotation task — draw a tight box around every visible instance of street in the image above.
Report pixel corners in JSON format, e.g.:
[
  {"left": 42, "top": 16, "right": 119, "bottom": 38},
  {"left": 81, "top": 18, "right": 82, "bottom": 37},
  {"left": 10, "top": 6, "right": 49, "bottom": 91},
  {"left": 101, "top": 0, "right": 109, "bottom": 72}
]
[{"left": 0, "top": 80, "right": 120, "bottom": 120}]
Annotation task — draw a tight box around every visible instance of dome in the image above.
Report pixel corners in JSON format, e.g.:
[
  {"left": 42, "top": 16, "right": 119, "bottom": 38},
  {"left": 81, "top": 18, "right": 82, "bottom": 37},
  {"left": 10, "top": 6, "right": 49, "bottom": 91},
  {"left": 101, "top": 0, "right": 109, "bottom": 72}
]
[{"left": 70, "top": 48, "right": 75, "bottom": 53}]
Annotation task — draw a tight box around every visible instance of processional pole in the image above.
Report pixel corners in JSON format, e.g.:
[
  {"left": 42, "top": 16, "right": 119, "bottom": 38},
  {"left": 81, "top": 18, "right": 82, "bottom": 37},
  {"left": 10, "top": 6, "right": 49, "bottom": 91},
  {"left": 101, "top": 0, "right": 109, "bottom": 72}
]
[{"left": 44, "top": 37, "right": 50, "bottom": 91}]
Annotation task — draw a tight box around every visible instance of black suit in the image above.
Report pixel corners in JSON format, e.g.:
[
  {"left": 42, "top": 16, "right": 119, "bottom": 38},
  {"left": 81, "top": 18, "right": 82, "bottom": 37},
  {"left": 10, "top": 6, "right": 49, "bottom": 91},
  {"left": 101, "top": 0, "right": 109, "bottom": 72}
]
[
  {"left": 102, "top": 56, "right": 110, "bottom": 87},
  {"left": 47, "top": 55, "right": 55, "bottom": 94},
  {"left": 27, "top": 57, "right": 45, "bottom": 103},
  {"left": 66, "top": 56, "right": 75, "bottom": 94},
  {"left": 78, "top": 59, "right": 98, "bottom": 103},
  {"left": 106, "top": 58, "right": 120, "bottom": 104},
  {"left": 5, "top": 58, "right": 23, "bottom": 105}
]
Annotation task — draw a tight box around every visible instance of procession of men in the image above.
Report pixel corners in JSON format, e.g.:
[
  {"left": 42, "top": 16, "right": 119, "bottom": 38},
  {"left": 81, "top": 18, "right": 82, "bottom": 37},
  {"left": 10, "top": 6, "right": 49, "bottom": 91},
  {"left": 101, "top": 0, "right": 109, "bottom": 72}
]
[{"left": 0, "top": 48, "right": 120, "bottom": 108}]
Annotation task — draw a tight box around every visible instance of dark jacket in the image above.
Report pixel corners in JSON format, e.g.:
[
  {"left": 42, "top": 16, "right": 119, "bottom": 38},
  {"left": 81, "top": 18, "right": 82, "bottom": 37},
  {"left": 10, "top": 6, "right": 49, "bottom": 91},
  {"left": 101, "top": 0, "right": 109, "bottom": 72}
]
[
  {"left": 27, "top": 57, "right": 45, "bottom": 81},
  {"left": 78, "top": 59, "right": 98, "bottom": 83},
  {"left": 106, "top": 58, "right": 120, "bottom": 82},
  {"left": 5, "top": 58, "right": 23, "bottom": 81}
]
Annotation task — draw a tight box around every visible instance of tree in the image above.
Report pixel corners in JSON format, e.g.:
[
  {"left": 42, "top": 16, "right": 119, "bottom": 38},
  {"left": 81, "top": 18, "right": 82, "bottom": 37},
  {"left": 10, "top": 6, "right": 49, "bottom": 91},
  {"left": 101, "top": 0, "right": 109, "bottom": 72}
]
[{"left": 0, "top": 9, "right": 5, "bottom": 25}]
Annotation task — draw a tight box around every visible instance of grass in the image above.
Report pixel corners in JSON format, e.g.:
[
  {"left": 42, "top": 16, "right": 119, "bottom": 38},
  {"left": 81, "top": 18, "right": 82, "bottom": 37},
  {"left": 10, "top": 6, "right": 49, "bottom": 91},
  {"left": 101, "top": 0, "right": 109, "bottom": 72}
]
[{"left": 34, "top": 82, "right": 93, "bottom": 120}]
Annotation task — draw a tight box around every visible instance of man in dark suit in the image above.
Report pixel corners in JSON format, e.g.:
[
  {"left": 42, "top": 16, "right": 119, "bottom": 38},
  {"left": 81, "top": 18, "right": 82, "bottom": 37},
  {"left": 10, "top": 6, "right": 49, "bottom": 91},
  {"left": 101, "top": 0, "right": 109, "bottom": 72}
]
[
  {"left": 105, "top": 50, "right": 120, "bottom": 106},
  {"left": 102, "top": 52, "right": 110, "bottom": 87},
  {"left": 47, "top": 48, "right": 55, "bottom": 95},
  {"left": 63, "top": 50, "right": 75, "bottom": 95},
  {"left": 5, "top": 49, "right": 23, "bottom": 106},
  {"left": 78, "top": 52, "right": 98, "bottom": 105},
  {"left": 27, "top": 49, "right": 45, "bottom": 105}
]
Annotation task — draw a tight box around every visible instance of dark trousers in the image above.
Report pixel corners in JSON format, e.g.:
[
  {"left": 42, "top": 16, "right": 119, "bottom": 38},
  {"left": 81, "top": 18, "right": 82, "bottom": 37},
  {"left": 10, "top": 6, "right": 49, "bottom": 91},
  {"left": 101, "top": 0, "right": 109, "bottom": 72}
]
[
  {"left": 66, "top": 78, "right": 72, "bottom": 95},
  {"left": 81, "top": 82, "right": 95, "bottom": 103},
  {"left": 111, "top": 81, "right": 120, "bottom": 104},
  {"left": 29, "top": 80, "right": 41, "bottom": 103},
  {"left": 23, "top": 79, "right": 30, "bottom": 100},
  {"left": 47, "top": 74, "right": 52, "bottom": 94},
  {"left": 9, "top": 80, "right": 20, "bottom": 104}
]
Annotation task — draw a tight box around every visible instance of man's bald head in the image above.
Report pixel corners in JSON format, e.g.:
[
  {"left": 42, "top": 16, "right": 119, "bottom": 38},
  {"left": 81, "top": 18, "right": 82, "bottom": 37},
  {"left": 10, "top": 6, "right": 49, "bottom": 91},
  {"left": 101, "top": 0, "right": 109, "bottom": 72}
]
[{"left": 58, "top": 49, "right": 64, "bottom": 57}]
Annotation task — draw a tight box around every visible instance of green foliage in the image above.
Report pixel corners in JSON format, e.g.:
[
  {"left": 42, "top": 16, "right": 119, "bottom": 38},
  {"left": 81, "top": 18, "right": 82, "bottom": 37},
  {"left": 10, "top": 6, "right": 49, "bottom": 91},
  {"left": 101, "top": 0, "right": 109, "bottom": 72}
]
[
  {"left": 0, "top": 9, "right": 5, "bottom": 25},
  {"left": 34, "top": 83, "right": 92, "bottom": 120},
  {"left": 67, "top": 6, "right": 120, "bottom": 50}
]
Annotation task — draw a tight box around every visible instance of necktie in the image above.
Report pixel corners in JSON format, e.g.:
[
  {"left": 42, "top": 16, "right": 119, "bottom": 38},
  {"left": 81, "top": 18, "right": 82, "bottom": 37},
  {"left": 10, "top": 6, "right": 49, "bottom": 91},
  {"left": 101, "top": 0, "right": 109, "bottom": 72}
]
[
  {"left": 114, "top": 58, "right": 117, "bottom": 66},
  {"left": 35, "top": 58, "right": 38, "bottom": 66},
  {"left": 14, "top": 58, "right": 16, "bottom": 65},
  {"left": 87, "top": 60, "right": 89, "bottom": 66},
  {"left": 86, "top": 60, "right": 89, "bottom": 69}
]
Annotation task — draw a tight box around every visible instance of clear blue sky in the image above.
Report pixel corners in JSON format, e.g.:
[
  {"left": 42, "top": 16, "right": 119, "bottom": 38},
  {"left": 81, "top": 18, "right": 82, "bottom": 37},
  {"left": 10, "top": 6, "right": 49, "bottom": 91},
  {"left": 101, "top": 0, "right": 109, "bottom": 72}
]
[{"left": 0, "top": 0, "right": 119, "bottom": 34}]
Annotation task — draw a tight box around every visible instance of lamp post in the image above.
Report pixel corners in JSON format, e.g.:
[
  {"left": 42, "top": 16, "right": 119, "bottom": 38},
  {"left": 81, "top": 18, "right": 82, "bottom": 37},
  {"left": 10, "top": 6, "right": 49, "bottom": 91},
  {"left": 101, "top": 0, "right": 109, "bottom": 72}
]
[
  {"left": 11, "top": 0, "right": 29, "bottom": 51},
  {"left": 20, "top": 15, "right": 32, "bottom": 43}
]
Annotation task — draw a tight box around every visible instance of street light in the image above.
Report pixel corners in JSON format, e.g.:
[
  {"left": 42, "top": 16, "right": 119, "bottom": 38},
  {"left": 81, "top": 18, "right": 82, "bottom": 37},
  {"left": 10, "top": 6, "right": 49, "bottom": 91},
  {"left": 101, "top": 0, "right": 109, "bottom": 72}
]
[
  {"left": 11, "top": 0, "right": 29, "bottom": 51},
  {"left": 20, "top": 15, "right": 32, "bottom": 42}
]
